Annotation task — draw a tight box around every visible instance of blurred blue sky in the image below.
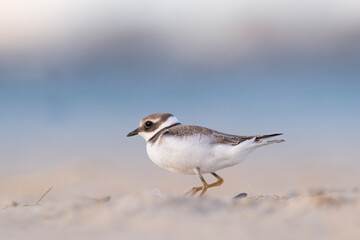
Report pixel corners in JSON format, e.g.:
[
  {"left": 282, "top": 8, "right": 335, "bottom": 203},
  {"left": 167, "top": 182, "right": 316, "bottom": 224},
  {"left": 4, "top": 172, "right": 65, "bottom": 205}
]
[
  {"left": 1, "top": 69, "right": 359, "bottom": 174},
  {"left": 0, "top": 0, "right": 360, "bottom": 174}
]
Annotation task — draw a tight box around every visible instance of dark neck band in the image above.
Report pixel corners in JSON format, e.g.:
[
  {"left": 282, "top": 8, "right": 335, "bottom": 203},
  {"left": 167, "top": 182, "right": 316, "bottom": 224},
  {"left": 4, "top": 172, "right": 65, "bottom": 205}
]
[{"left": 148, "top": 123, "right": 181, "bottom": 143}]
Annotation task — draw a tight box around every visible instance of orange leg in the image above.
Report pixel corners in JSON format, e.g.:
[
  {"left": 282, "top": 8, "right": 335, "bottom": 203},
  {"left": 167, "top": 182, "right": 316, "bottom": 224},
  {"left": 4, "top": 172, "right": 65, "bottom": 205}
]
[{"left": 185, "top": 168, "right": 224, "bottom": 197}]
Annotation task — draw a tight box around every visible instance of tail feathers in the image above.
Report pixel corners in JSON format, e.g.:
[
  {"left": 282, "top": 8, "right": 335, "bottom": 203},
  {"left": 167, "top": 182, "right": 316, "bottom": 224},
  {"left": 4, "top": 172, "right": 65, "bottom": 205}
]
[
  {"left": 254, "top": 134, "right": 286, "bottom": 148},
  {"left": 259, "top": 138, "right": 286, "bottom": 145},
  {"left": 254, "top": 133, "right": 283, "bottom": 141},
  {"left": 252, "top": 134, "right": 285, "bottom": 148}
]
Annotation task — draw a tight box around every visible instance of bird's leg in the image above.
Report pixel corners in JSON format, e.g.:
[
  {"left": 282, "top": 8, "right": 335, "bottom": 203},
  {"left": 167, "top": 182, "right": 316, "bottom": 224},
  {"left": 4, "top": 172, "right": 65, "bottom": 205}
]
[
  {"left": 185, "top": 167, "right": 209, "bottom": 197},
  {"left": 207, "top": 172, "right": 224, "bottom": 188},
  {"left": 185, "top": 170, "right": 224, "bottom": 197}
]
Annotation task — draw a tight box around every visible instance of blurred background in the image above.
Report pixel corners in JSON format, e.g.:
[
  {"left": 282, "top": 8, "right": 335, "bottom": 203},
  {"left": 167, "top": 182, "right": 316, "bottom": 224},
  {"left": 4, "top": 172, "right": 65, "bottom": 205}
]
[{"left": 1, "top": 0, "right": 359, "bottom": 194}]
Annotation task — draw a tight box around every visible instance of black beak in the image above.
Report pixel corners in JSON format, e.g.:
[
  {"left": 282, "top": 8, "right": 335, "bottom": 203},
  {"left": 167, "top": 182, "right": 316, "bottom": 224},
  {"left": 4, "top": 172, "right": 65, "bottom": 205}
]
[{"left": 127, "top": 128, "right": 140, "bottom": 137}]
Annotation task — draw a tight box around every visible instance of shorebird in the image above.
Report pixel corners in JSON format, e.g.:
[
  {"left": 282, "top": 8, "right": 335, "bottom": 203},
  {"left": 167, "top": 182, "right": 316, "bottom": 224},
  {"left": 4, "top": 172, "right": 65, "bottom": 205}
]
[{"left": 127, "top": 113, "right": 285, "bottom": 196}]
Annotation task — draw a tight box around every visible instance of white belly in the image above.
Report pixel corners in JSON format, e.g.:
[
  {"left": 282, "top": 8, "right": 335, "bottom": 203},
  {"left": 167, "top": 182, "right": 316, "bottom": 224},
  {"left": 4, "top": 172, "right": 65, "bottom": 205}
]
[{"left": 146, "top": 134, "right": 255, "bottom": 174}]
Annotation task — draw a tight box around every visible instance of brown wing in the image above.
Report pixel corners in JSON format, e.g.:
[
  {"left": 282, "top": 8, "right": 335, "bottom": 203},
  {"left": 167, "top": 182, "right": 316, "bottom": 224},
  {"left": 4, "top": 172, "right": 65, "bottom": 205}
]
[
  {"left": 162, "top": 125, "right": 282, "bottom": 146},
  {"left": 212, "top": 132, "right": 283, "bottom": 145}
]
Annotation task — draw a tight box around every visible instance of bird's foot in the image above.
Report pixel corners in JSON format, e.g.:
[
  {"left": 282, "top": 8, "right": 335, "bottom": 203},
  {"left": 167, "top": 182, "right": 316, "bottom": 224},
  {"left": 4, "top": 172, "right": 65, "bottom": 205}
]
[
  {"left": 185, "top": 184, "right": 208, "bottom": 197},
  {"left": 185, "top": 186, "right": 203, "bottom": 196}
]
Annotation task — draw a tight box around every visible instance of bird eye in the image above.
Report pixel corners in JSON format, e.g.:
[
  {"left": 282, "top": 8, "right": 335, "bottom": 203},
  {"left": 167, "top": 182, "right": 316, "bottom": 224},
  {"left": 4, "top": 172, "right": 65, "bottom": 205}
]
[{"left": 145, "top": 121, "right": 153, "bottom": 128}]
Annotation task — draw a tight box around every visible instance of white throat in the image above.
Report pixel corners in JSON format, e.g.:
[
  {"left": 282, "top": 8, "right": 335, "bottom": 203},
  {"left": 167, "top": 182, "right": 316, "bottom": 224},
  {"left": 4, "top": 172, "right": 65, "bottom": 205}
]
[{"left": 139, "top": 116, "right": 180, "bottom": 142}]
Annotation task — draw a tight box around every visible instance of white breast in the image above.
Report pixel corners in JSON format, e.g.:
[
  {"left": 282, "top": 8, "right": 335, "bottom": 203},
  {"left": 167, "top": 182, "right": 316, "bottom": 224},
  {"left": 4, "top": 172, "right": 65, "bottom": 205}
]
[{"left": 146, "top": 134, "right": 256, "bottom": 175}]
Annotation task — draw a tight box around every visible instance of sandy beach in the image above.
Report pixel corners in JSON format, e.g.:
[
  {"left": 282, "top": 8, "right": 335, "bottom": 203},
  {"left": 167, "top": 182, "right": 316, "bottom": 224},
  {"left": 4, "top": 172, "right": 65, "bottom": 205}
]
[{"left": 1, "top": 162, "right": 359, "bottom": 240}]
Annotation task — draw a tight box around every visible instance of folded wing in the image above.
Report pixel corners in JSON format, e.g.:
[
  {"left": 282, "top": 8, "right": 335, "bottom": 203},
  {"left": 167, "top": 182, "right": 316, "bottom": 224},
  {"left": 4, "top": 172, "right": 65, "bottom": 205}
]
[{"left": 163, "top": 125, "right": 283, "bottom": 146}]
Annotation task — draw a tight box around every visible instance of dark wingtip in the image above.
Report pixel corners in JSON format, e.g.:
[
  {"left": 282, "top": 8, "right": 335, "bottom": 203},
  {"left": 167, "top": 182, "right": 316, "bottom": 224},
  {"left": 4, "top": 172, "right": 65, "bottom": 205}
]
[
  {"left": 255, "top": 133, "right": 283, "bottom": 141},
  {"left": 272, "top": 133, "right": 283, "bottom": 136}
]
